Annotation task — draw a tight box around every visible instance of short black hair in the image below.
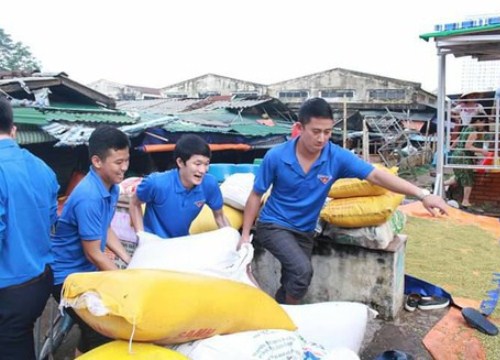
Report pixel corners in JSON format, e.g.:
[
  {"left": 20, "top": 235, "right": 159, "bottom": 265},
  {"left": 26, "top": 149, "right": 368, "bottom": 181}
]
[
  {"left": 88, "top": 125, "right": 130, "bottom": 160},
  {"left": 0, "top": 97, "right": 14, "bottom": 134},
  {"left": 298, "top": 97, "right": 333, "bottom": 125},
  {"left": 174, "top": 134, "right": 211, "bottom": 167}
]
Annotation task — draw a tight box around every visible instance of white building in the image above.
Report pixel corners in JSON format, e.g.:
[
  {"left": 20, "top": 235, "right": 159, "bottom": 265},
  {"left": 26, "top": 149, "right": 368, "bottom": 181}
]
[{"left": 461, "top": 58, "right": 500, "bottom": 92}]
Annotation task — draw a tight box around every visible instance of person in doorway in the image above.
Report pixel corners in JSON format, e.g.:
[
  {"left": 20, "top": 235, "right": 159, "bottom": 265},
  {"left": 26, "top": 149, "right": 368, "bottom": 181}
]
[
  {"left": 450, "top": 91, "right": 488, "bottom": 146},
  {"left": 0, "top": 97, "right": 59, "bottom": 360},
  {"left": 129, "top": 134, "right": 229, "bottom": 238},
  {"left": 239, "top": 97, "right": 448, "bottom": 305},
  {"left": 51, "top": 125, "right": 131, "bottom": 355},
  {"left": 444, "top": 116, "right": 490, "bottom": 209}
]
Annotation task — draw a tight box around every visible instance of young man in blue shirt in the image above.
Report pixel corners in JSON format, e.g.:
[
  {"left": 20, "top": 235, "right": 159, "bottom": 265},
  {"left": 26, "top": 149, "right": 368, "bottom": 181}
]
[
  {"left": 51, "top": 125, "right": 131, "bottom": 355},
  {"left": 240, "top": 98, "right": 448, "bottom": 305},
  {"left": 0, "top": 97, "right": 59, "bottom": 360},
  {"left": 130, "top": 134, "right": 228, "bottom": 238}
]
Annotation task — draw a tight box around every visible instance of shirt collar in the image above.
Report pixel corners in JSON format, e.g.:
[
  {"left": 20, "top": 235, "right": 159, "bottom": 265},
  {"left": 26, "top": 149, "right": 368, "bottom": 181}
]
[
  {"left": 0, "top": 138, "right": 18, "bottom": 150},
  {"left": 281, "top": 137, "right": 299, "bottom": 165},
  {"left": 89, "top": 166, "right": 119, "bottom": 198}
]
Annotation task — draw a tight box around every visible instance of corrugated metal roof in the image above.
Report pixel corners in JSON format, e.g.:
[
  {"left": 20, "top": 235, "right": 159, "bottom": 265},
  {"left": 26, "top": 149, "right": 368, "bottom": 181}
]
[
  {"left": 117, "top": 97, "right": 273, "bottom": 114},
  {"left": 13, "top": 107, "right": 48, "bottom": 125},
  {"left": 16, "top": 129, "right": 56, "bottom": 145},
  {"left": 117, "top": 99, "right": 200, "bottom": 113},
  {"left": 359, "top": 110, "right": 435, "bottom": 121},
  {"left": 116, "top": 97, "right": 293, "bottom": 138},
  {"left": 44, "top": 108, "right": 136, "bottom": 124},
  {"left": 12, "top": 105, "right": 137, "bottom": 126}
]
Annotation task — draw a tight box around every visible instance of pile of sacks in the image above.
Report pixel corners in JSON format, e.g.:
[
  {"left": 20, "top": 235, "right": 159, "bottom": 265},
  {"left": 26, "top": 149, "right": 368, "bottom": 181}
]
[
  {"left": 61, "top": 228, "right": 374, "bottom": 360},
  {"left": 190, "top": 172, "right": 256, "bottom": 234},
  {"left": 319, "top": 164, "right": 406, "bottom": 250}
]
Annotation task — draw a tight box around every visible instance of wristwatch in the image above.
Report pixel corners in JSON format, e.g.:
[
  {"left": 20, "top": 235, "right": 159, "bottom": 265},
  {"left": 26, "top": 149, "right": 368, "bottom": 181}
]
[{"left": 417, "top": 189, "right": 431, "bottom": 201}]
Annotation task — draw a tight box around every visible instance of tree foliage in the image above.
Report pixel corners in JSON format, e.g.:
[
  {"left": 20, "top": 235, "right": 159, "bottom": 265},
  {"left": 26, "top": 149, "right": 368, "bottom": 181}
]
[{"left": 0, "top": 28, "right": 41, "bottom": 71}]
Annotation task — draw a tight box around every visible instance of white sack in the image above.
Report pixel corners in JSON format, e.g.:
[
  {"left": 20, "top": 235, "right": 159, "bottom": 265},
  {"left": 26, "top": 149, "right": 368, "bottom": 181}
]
[
  {"left": 281, "top": 302, "right": 375, "bottom": 354},
  {"left": 220, "top": 173, "right": 255, "bottom": 210},
  {"left": 170, "top": 329, "right": 304, "bottom": 360},
  {"left": 127, "top": 227, "right": 256, "bottom": 286}
]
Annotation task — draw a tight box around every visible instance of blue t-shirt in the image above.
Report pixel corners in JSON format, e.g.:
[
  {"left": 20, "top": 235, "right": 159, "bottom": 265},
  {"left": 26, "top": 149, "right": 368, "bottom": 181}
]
[
  {"left": 0, "top": 139, "right": 59, "bottom": 288},
  {"left": 51, "top": 167, "right": 119, "bottom": 285},
  {"left": 254, "top": 138, "right": 374, "bottom": 232},
  {"left": 136, "top": 169, "right": 223, "bottom": 238}
]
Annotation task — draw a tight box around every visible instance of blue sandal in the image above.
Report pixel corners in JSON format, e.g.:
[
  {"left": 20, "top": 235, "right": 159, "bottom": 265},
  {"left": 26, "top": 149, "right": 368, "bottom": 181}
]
[{"left": 462, "top": 307, "right": 499, "bottom": 336}]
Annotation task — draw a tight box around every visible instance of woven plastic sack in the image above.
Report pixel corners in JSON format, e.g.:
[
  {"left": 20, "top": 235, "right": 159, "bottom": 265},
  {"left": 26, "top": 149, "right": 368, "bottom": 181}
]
[
  {"left": 190, "top": 204, "right": 243, "bottom": 234},
  {"left": 78, "top": 340, "right": 187, "bottom": 359},
  {"left": 320, "top": 192, "right": 405, "bottom": 228},
  {"left": 61, "top": 269, "right": 295, "bottom": 345},
  {"left": 328, "top": 165, "right": 398, "bottom": 199}
]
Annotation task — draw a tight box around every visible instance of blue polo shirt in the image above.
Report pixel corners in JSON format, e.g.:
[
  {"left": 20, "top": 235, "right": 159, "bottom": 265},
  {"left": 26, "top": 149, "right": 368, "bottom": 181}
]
[
  {"left": 254, "top": 138, "right": 374, "bottom": 232},
  {"left": 51, "top": 166, "right": 119, "bottom": 285},
  {"left": 0, "top": 139, "right": 59, "bottom": 289},
  {"left": 136, "top": 169, "right": 223, "bottom": 238}
]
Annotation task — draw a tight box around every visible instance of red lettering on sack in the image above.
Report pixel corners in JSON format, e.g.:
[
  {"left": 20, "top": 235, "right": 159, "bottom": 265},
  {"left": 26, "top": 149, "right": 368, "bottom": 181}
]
[{"left": 178, "top": 328, "right": 216, "bottom": 339}]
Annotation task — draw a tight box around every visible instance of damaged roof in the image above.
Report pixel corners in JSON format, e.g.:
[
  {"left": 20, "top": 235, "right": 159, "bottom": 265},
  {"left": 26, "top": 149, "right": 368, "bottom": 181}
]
[{"left": 0, "top": 72, "right": 116, "bottom": 108}]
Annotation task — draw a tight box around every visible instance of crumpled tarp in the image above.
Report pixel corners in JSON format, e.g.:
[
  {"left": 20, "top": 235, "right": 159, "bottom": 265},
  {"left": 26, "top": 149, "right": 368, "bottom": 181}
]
[{"left": 398, "top": 202, "right": 500, "bottom": 239}]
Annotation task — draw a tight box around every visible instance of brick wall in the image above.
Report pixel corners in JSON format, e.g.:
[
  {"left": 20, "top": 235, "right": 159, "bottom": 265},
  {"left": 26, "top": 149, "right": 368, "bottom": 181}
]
[{"left": 471, "top": 172, "right": 500, "bottom": 206}]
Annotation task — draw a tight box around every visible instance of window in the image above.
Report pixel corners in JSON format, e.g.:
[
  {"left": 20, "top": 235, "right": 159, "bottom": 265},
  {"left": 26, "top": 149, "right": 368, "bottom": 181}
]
[
  {"left": 198, "top": 91, "right": 221, "bottom": 98},
  {"left": 166, "top": 94, "right": 188, "bottom": 99},
  {"left": 320, "top": 89, "right": 354, "bottom": 99},
  {"left": 278, "top": 90, "right": 309, "bottom": 99},
  {"left": 231, "top": 91, "right": 259, "bottom": 99},
  {"left": 368, "top": 89, "right": 406, "bottom": 100}
]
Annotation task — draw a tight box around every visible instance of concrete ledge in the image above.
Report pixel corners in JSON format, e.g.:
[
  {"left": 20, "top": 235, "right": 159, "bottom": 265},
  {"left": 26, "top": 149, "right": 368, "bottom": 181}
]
[{"left": 252, "top": 235, "right": 407, "bottom": 319}]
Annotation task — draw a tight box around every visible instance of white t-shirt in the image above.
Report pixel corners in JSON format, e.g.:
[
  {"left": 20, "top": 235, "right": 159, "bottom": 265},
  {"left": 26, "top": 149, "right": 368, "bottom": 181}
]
[{"left": 452, "top": 103, "right": 485, "bottom": 126}]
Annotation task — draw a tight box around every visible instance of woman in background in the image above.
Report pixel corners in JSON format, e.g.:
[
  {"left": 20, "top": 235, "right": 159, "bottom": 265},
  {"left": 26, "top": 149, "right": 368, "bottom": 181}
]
[{"left": 445, "top": 116, "right": 490, "bottom": 209}]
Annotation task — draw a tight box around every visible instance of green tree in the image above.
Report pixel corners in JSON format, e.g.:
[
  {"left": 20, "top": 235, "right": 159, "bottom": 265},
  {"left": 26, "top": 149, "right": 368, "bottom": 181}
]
[{"left": 0, "top": 28, "right": 41, "bottom": 71}]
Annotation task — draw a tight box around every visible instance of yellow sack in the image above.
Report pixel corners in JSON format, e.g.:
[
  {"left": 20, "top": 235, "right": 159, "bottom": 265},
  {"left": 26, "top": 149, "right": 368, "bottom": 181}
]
[
  {"left": 328, "top": 165, "right": 398, "bottom": 199},
  {"left": 62, "top": 269, "right": 295, "bottom": 345},
  {"left": 78, "top": 340, "right": 187, "bottom": 359},
  {"left": 190, "top": 204, "right": 243, "bottom": 234},
  {"left": 320, "top": 192, "right": 405, "bottom": 228}
]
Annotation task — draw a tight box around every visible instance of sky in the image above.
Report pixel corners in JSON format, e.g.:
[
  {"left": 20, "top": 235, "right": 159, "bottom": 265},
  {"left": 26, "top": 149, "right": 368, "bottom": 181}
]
[{"left": 1, "top": 0, "right": 498, "bottom": 93}]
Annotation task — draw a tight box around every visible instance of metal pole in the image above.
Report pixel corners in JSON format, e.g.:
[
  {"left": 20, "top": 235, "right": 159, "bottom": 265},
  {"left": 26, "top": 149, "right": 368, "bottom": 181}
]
[
  {"left": 433, "top": 53, "right": 446, "bottom": 197},
  {"left": 343, "top": 95, "right": 347, "bottom": 148}
]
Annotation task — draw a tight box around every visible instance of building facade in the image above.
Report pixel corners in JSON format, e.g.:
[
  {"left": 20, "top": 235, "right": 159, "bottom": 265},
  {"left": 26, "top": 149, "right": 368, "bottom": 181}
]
[
  {"left": 88, "top": 68, "right": 437, "bottom": 111},
  {"left": 461, "top": 58, "right": 500, "bottom": 92},
  {"left": 267, "top": 68, "right": 436, "bottom": 111},
  {"left": 160, "top": 73, "right": 267, "bottom": 99}
]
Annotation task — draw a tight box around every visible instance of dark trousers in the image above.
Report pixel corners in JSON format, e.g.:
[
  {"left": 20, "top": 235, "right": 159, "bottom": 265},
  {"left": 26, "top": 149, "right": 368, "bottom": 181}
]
[
  {"left": 0, "top": 266, "right": 53, "bottom": 360},
  {"left": 255, "top": 222, "right": 314, "bottom": 302},
  {"left": 52, "top": 283, "right": 111, "bottom": 353}
]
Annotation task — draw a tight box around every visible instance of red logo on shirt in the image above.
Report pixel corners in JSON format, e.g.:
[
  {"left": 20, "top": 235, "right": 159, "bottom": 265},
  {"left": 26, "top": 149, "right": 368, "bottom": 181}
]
[
  {"left": 317, "top": 174, "right": 332, "bottom": 184},
  {"left": 194, "top": 201, "right": 205, "bottom": 208}
]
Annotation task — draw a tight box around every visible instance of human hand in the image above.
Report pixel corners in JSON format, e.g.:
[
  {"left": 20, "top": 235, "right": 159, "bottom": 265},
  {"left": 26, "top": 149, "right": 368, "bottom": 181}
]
[
  {"left": 422, "top": 195, "right": 448, "bottom": 216},
  {"left": 237, "top": 234, "right": 253, "bottom": 250}
]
